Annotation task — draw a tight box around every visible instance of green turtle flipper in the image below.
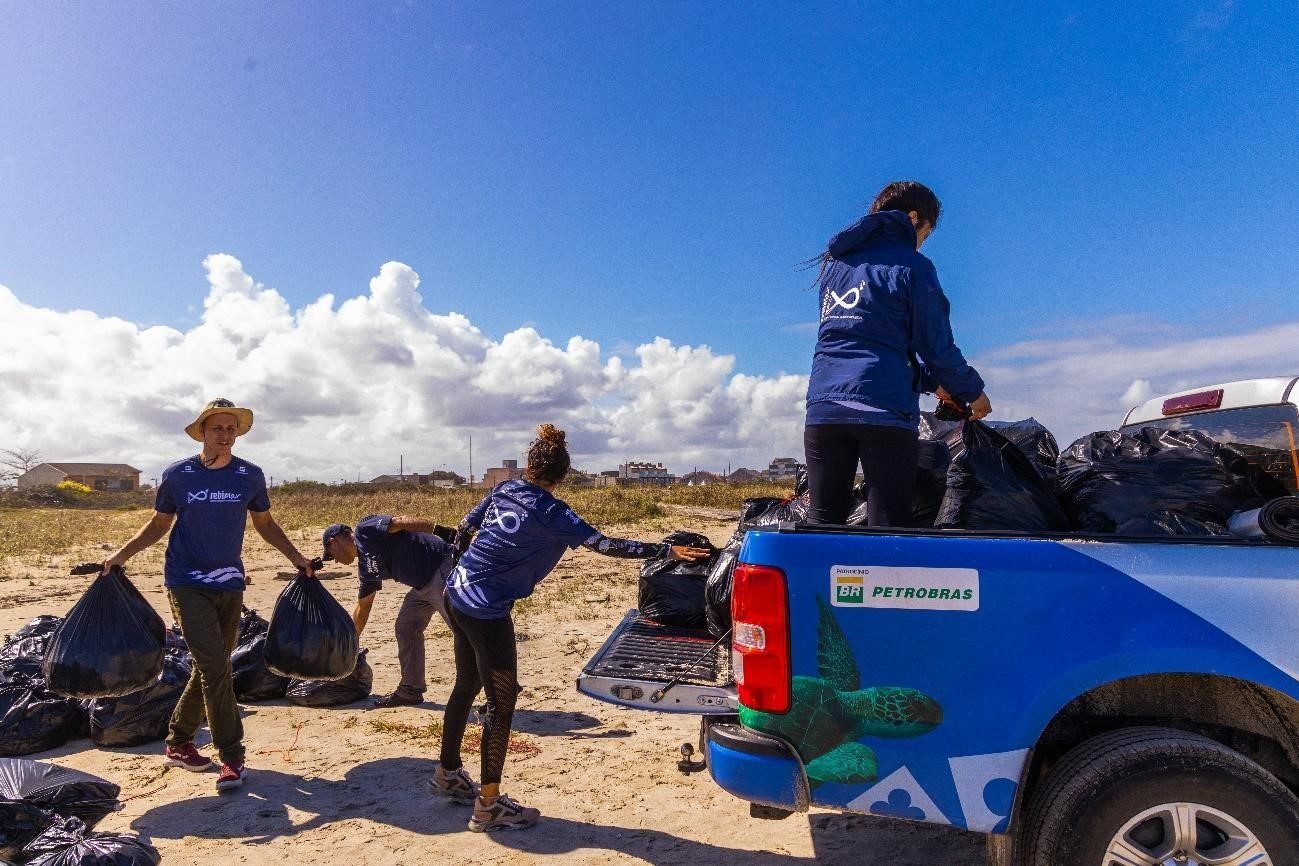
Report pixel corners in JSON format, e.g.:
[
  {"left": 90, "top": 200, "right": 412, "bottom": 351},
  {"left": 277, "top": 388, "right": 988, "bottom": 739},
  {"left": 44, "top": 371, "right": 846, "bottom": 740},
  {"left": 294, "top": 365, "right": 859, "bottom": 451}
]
[
  {"left": 816, "top": 595, "right": 860, "bottom": 692},
  {"left": 841, "top": 687, "right": 943, "bottom": 739},
  {"left": 805, "top": 741, "right": 879, "bottom": 787}
]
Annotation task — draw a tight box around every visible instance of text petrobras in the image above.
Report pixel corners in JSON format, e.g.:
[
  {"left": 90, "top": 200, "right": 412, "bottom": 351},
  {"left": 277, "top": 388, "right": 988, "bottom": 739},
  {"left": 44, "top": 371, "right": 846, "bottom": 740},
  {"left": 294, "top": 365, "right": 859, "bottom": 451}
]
[{"left": 831, "top": 565, "right": 979, "bottom": 612}]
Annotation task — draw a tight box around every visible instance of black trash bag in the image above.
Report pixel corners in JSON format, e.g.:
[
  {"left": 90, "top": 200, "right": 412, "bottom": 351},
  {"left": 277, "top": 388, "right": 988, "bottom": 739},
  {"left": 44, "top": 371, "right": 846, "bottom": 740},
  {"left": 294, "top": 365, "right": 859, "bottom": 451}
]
[
  {"left": 21, "top": 816, "right": 159, "bottom": 866},
  {"left": 265, "top": 575, "right": 359, "bottom": 681},
  {"left": 286, "top": 650, "right": 373, "bottom": 707},
  {"left": 793, "top": 467, "right": 809, "bottom": 498},
  {"left": 163, "top": 627, "right": 187, "bottom": 654},
  {"left": 232, "top": 633, "right": 289, "bottom": 703},
  {"left": 5, "top": 616, "right": 64, "bottom": 649},
  {"left": 1, "top": 798, "right": 55, "bottom": 862},
  {"left": 0, "top": 683, "right": 87, "bottom": 758},
  {"left": 989, "top": 418, "right": 1060, "bottom": 484},
  {"left": 2, "top": 617, "right": 65, "bottom": 685},
  {"left": 1058, "top": 428, "right": 1279, "bottom": 536},
  {"left": 638, "top": 532, "right": 718, "bottom": 629},
  {"left": 88, "top": 651, "right": 192, "bottom": 748},
  {"left": 936, "top": 421, "right": 1070, "bottom": 532},
  {"left": 704, "top": 534, "right": 743, "bottom": 638},
  {"left": 237, "top": 606, "right": 270, "bottom": 643},
  {"left": 43, "top": 568, "right": 165, "bottom": 699},
  {"left": 739, "top": 496, "right": 808, "bottom": 530},
  {"left": 0, "top": 759, "right": 122, "bottom": 830}
]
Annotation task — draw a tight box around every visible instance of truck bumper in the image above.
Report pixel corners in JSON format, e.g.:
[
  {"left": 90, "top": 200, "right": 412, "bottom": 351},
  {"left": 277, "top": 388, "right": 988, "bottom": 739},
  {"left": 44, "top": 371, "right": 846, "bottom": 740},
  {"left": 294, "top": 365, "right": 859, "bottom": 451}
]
[{"left": 705, "top": 722, "right": 811, "bottom": 813}]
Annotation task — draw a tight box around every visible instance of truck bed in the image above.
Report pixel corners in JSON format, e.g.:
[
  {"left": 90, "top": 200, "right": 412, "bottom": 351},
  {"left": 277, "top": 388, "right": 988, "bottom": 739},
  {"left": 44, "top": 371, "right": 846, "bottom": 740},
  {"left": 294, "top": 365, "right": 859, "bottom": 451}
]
[{"left": 576, "top": 610, "right": 735, "bottom": 714}]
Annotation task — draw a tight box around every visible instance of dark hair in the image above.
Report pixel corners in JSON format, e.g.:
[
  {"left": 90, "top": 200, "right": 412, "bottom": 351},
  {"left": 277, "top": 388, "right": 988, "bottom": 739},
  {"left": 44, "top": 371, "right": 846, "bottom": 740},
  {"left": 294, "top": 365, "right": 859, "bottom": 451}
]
[
  {"left": 525, "top": 423, "right": 570, "bottom": 485},
  {"left": 801, "top": 180, "right": 942, "bottom": 283},
  {"left": 869, "top": 180, "right": 941, "bottom": 229}
]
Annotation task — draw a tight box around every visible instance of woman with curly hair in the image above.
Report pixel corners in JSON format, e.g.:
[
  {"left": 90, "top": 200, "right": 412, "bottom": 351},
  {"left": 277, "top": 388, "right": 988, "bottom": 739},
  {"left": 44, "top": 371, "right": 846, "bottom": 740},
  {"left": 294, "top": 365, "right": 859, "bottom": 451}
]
[{"left": 432, "top": 423, "right": 710, "bottom": 831}]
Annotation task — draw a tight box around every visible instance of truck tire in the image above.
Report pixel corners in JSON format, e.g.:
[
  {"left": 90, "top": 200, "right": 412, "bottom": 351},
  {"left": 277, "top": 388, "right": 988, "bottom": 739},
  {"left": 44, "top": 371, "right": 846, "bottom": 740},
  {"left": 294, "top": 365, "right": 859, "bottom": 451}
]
[{"left": 1018, "top": 726, "right": 1299, "bottom": 866}]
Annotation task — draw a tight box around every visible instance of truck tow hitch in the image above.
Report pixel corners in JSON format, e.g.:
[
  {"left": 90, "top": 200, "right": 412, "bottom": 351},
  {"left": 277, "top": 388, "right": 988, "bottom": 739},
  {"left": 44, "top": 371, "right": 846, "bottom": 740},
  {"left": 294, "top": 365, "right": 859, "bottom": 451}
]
[{"left": 677, "top": 742, "right": 707, "bottom": 774}]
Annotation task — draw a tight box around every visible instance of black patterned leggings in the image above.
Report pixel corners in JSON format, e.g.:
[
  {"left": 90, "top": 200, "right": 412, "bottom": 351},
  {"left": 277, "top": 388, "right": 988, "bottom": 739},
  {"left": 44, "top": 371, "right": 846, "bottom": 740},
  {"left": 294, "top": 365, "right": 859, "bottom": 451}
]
[{"left": 440, "top": 604, "right": 518, "bottom": 785}]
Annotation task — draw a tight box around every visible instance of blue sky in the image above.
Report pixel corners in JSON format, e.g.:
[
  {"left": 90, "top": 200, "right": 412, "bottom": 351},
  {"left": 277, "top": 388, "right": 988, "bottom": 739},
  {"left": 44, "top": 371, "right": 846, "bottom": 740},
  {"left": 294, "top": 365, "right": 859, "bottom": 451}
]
[{"left": 2, "top": 2, "right": 1297, "bottom": 480}]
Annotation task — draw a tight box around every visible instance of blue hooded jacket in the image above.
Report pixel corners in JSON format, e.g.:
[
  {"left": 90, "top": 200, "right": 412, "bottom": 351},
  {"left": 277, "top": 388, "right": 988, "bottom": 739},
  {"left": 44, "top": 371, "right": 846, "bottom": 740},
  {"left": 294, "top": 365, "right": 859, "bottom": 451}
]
[{"left": 805, "top": 210, "right": 984, "bottom": 429}]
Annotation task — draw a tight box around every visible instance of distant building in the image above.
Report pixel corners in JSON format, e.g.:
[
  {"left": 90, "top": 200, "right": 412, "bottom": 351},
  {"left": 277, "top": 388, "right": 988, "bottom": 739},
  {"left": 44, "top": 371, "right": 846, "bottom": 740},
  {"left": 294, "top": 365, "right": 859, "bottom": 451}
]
[
  {"left": 368, "top": 470, "right": 465, "bottom": 487},
  {"left": 618, "top": 461, "right": 676, "bottom": 486},
  {"left": 766, "top": 457, "right": 803, "bottom": 481},
  {"left": 483, "top": 458, "right": 526, "bottom": 488},
  {"left": 18, "top": 462, "right": 141, "bottom": 492}
]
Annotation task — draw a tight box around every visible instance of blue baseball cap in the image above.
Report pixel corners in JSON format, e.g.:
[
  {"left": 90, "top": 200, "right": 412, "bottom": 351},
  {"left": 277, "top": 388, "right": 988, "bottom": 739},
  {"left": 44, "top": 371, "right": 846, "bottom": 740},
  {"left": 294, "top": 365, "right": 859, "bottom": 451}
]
[{"left": 321, "top": 523, "right": 351, "bottom": 560}]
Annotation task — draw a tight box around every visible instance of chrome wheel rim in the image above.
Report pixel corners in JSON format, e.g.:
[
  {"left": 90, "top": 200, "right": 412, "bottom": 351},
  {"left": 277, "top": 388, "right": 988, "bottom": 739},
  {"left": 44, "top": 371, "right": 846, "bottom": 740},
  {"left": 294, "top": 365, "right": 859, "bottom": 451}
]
[{"left": 1104, "top": 801, "right": 1271, "bottom": 865}]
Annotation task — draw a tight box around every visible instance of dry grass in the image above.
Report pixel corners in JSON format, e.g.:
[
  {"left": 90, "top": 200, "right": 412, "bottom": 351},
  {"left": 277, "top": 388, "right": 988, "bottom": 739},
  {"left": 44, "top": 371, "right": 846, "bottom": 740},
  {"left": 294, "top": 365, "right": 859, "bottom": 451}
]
[
  {"left": 0, "top": 481, "right": 790, "bottom": 564},
  {"left": 266, "top": 482, "right": 671, "bottom": 533},
  {"left": 367, "top": 718, "right": 541, "bottom": 758},
  {"left": 0, "top": 507, "right": 153, "bottom": 560}
]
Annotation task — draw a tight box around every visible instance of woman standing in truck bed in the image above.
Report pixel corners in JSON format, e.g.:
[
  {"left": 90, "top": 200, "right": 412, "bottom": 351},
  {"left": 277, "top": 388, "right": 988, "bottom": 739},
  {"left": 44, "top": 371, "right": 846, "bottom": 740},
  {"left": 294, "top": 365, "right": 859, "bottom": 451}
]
[{"left": 804, "top": 180, "right": 991, "bottom": 526}]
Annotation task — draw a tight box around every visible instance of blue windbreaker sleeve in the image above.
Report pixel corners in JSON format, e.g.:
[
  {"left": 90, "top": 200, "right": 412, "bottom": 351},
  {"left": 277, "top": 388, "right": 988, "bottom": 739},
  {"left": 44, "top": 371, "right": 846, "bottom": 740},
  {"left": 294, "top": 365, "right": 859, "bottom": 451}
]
[
  {"left": 581, "top": 533, "right": 668, "bottom": 559},
  {"left": 459, "top": 494, "right": 492, "bottom": 531},
  {"left": 910, "top": 262, "right": 985, "bottom": 404}
]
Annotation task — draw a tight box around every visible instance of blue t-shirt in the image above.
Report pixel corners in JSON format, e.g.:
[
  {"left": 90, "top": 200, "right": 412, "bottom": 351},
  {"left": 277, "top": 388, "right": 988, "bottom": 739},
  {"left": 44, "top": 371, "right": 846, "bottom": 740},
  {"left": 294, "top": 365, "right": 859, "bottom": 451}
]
[
  {"left": 446, "top": 480, "right": 597, "bottom": 619},
  {"left": 155, "top": 455, "right": 271, "bottom": 593},
  {"left": 354, "top": 514, "right": 455, "bottom": 599}
]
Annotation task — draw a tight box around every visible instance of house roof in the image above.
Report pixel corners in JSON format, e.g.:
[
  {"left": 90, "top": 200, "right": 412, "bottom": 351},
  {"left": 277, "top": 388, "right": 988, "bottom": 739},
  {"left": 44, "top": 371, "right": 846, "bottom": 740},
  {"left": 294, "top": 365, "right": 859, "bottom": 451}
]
[{"left": 44, "top": 462, "right": 141, "bottom": 476}]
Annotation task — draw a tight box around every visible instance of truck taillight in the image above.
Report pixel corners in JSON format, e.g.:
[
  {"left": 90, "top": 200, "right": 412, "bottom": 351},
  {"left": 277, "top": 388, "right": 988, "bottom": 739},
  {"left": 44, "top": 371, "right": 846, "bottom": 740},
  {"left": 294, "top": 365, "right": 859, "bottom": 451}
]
[
  {"left": 731, "top": 563, "right": 790, "bottom": 714},
  {"left": 1162, "top": 389, "right": 1223, "bottom": 415}
]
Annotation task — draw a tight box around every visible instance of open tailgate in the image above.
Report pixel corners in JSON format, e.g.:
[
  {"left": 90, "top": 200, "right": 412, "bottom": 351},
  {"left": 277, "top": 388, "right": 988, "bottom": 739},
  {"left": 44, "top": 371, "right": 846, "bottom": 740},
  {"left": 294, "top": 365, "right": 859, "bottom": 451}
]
[{"left": 576, "top": 610, "right": 736, "bottom": 714}]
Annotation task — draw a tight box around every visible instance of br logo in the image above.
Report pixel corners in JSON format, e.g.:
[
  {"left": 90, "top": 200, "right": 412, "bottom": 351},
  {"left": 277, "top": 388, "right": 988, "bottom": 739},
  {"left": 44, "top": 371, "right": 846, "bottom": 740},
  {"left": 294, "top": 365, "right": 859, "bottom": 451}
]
[{"left": 836, "top": 581, "right": 864, "bottom": 604}]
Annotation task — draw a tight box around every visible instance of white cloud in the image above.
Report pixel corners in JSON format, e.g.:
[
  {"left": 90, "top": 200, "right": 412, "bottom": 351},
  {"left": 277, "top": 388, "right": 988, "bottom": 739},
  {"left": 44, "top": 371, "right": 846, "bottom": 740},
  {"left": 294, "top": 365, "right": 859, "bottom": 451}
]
[
  {"left": 974, "top": 321, "right": 1299, "bottom": 449},
  {"left": 2, "top": 258, "right": 1295, "bottom": 486},
  {"left": 0, "top": 256, "right": 809, "bottom": 482}
]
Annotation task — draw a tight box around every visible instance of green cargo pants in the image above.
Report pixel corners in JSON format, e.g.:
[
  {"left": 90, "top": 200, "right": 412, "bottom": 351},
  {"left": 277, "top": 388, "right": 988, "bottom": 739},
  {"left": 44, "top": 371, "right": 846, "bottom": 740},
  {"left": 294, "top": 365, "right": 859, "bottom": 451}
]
[{"left": 165, "top": 585, "right": 245, "bottom": 766}]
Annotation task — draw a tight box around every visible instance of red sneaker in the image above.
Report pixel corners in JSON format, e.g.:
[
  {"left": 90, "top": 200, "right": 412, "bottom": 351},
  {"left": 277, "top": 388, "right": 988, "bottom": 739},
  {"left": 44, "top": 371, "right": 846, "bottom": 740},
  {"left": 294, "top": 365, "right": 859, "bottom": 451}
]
[
  {"left": 215, "top": 762, "right": 246, "bottom": 791},
  {"left": 164, "top": 743, "right": 213, "bottom": 772}
]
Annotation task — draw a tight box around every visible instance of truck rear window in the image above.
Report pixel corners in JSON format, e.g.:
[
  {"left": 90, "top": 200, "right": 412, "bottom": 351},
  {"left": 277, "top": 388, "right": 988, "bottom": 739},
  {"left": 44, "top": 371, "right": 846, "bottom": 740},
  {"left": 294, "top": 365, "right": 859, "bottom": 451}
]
[{"left": 1121, "top": 404, "right": 1299, "bottom": 492}]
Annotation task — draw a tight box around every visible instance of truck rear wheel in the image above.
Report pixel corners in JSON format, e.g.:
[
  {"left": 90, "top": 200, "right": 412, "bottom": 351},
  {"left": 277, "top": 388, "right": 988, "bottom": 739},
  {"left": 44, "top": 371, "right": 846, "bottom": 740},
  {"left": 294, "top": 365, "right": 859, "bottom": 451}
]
[{"left": 1018, "top": 726, "right": 1299, "bottom": 866}]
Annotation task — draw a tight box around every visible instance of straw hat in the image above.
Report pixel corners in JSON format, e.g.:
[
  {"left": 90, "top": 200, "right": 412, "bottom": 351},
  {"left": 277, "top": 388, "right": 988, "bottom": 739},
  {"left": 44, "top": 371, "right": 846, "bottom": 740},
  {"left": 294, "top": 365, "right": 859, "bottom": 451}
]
[{"left": 185, "top": 398, "right": 254, "bottom": 442}]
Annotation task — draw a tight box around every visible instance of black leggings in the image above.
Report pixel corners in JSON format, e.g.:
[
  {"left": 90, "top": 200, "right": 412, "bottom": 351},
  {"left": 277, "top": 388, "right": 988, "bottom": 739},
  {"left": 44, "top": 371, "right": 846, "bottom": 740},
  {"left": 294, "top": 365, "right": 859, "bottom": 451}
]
[
  {"left": 804, "top": 423, "right": 919, "bottom": 527},
  {"left": 440, "top": 603, "right": 518, "bottom": 785}
]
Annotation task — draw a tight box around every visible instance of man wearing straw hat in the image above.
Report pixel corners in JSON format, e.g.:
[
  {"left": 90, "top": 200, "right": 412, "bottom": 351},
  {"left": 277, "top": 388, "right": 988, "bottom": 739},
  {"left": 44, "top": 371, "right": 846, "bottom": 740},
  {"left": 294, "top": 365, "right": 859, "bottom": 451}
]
[{"left": 102, "top": 398, "right": 315, "bottom": 792}]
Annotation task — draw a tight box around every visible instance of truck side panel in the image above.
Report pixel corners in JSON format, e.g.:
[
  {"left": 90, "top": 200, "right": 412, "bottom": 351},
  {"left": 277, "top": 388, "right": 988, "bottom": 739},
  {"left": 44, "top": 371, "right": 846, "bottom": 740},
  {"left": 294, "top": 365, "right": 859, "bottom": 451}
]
[{"left": 734, "top": 530, "right": 1299, "bottom": 832}]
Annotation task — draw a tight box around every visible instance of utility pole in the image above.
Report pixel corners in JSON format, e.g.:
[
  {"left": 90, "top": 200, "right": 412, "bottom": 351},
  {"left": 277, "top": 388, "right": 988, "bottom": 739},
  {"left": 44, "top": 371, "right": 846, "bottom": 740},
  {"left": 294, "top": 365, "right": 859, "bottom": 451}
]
[
  {"left": 469, "top": 435, "right": 473, "bottom": 486},
  {"left": 400, "top": 454, "right": 404, "bottom": 481}
]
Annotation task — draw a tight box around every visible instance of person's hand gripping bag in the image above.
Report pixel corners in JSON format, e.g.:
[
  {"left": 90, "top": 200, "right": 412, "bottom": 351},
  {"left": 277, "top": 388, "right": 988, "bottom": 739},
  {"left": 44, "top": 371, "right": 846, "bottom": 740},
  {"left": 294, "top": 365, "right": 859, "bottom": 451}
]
[
  {"left": 42, "top": 566, "right": 165, "bottom": 699},
  {"left": 265, "top": 574, "right": 359, "bottom": 681}
]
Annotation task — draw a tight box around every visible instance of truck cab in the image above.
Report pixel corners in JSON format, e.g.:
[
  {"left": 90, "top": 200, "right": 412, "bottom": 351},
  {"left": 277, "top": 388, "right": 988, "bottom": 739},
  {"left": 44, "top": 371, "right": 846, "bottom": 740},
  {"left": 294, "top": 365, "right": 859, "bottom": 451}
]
[
  {"left": 1120, "top": 375, "right": 1299, "bottom": 492},
  {"left": 578, "top": 376, "right": 1299, "bottom": 866}
]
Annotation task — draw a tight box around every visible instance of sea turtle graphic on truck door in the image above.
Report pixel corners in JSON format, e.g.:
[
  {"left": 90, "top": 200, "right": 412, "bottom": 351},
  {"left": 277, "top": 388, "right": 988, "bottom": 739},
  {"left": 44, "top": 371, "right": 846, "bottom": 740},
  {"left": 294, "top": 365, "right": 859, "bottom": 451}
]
[{"left": 739, "top": 596, "right": 943, "bottom": 787}]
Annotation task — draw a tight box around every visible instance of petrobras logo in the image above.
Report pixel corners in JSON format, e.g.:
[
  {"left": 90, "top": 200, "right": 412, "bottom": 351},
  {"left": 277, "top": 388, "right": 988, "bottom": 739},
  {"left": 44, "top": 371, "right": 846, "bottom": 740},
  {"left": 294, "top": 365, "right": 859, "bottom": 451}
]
[
  {"left": 831, "top": 565, "right": 979, "bottom": 611},
  {"left": 187, "top": 489, "right": 243, "bottom": 504}
]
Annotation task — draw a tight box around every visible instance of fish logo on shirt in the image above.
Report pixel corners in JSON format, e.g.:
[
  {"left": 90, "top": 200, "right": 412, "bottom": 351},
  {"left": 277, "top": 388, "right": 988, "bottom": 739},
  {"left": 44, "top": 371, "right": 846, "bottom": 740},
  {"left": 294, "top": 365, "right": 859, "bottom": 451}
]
[
  {"left": 483, "top": 504, "right": 522, "bottom": 534},
  {"left": 823, "top": 280, "right": 865, "bottom": 318}
]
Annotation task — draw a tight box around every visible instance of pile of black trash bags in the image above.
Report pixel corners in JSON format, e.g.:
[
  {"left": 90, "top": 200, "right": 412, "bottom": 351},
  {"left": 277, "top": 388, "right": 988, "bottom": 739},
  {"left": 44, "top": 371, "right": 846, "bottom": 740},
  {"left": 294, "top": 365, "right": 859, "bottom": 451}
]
[
  {"left": 2, "top": 570, "right": 368, "bottom": 759},
  {"left": 640, "top": 416, "right": 1294, "bottom": 639},
  {"left": 1, "top": 757, "right": 158, "bottom": 866}
]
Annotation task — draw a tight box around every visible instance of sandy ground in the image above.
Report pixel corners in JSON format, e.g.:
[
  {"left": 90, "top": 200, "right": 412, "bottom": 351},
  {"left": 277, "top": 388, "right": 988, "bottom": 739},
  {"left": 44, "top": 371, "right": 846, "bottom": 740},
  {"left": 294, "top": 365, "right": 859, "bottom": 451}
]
[{"left": 0, "top": 508, "right": 986, "bottom": 865}]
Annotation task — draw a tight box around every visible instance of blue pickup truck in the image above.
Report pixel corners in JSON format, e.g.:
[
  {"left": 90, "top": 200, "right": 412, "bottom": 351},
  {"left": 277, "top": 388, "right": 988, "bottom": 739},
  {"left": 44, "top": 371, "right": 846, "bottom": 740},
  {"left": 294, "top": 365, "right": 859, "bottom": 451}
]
[{"left": 579, "top": 376, "right": 1299, "bottom": 865}]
